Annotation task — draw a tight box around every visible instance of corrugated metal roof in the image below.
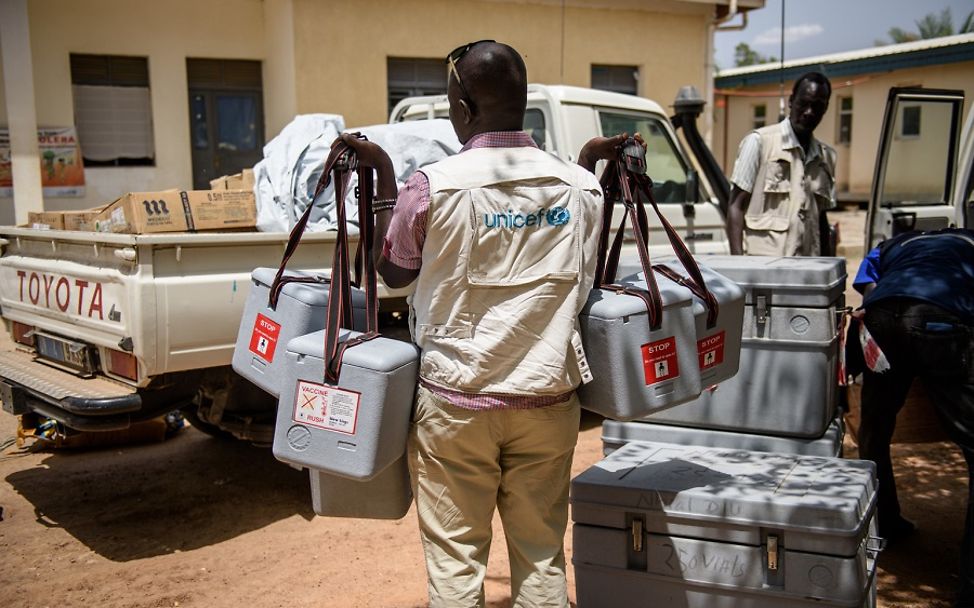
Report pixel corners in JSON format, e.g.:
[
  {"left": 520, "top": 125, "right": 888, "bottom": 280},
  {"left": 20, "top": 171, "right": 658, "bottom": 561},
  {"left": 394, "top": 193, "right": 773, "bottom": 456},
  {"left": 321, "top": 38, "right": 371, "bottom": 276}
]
[{"left": 716, "top": 33, "right": 974, "bottom": 89}]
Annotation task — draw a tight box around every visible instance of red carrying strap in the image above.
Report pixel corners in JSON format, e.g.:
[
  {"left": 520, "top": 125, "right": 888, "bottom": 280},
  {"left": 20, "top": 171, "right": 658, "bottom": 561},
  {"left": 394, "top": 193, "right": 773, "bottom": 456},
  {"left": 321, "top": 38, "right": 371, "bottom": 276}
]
[
  {"left": 597, "top": 159, "right": 663, "bottom": 329},
  {"left": 268, "top": 142, "right": 354, "bottom": 309},
  {"left": 597, "top": 146, "right": 719, "bottom": 328},
  {"left": 323, "top": 135, "right": 381, "bottom": 385},
  {"left": 633, "top": 177, "right": 720, "bottom": 329}
]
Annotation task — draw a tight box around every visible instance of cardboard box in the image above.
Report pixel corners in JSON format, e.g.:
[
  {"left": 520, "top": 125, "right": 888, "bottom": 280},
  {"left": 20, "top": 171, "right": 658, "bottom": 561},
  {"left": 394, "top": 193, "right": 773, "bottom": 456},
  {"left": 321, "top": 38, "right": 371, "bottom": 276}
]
[
  {"left": 94, "top": 189, "right": 256, "bottom": 234},
  {"left": 63, "top": 205, "right": 108, "bottom": 231},
  {"left": 209, "top": 168, "right": 255, "bottom": 191},
  {"left": 28, "top": 212, "right": 65, "bottom": 230}
]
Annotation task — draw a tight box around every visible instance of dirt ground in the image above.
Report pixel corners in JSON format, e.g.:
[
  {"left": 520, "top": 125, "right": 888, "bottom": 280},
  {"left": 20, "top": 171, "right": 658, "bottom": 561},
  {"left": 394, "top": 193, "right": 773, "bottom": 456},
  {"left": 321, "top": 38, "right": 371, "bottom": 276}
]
[{"left": 0, "top": 207, "right": 970, "bottom": 608}]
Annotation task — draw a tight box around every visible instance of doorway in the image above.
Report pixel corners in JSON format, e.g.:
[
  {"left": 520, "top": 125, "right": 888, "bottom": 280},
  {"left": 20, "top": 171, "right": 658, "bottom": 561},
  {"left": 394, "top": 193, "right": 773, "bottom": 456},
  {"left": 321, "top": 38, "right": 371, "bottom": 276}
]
[{"left": 187, "top": 58, "right": 264, "bottom": 189}]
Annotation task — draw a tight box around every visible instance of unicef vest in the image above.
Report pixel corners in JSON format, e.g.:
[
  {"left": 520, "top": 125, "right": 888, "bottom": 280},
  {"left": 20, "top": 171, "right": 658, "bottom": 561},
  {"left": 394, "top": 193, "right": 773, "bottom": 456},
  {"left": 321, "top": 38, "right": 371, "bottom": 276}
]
[
  {"left": 410, "top": 145, "right": 604, "bottom": 396},
  {"left": 744, "top": 122, "right": 835, "bottom": 256}
]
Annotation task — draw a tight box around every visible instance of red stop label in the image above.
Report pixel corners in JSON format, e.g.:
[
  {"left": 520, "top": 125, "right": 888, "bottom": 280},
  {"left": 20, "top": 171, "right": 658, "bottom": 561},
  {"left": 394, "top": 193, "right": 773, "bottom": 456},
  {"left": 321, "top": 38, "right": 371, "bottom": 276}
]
[
  {"left": 642, "top": 336, "right": 680, "bottom": 384},
  {"left": 697, "top": 330, "right": 726, "bottom": 370},
  {"left": 249, "top": 313, "right": 281, "bottom": 362}
]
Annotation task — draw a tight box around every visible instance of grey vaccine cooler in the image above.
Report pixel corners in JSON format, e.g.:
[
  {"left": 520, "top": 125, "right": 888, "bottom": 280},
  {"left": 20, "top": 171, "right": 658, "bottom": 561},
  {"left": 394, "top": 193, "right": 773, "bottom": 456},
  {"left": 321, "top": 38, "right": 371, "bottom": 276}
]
[
  {"left": 578, "top": 274, "right": 702, "bottom": 421},
  {"left": 643, "top": 256, "right": 846, "bottom": 438},
  {"left": 624, "top": 259, "right": 746, "bottom": 388},
  {"left": 308, "top": 454, "right": 412, "bottom": 519},
  {"left": 571, "top": 441, "right": 879, "bottom": 608},
  {"left": 233, "top": 267, "right": 367, "bottom": 397},
  {"left": 273, "top": 328, "right": 420, "bottom": 480},
  {"left": 601, "top": 415, "right": 845, "bottom": 458}
]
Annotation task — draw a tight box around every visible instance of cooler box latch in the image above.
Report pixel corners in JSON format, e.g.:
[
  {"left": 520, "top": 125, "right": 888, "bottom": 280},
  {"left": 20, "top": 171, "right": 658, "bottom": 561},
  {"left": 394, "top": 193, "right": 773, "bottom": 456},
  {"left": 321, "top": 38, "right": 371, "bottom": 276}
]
[{"left": 767, "top": 534, "right": 779, "bottom": 570}]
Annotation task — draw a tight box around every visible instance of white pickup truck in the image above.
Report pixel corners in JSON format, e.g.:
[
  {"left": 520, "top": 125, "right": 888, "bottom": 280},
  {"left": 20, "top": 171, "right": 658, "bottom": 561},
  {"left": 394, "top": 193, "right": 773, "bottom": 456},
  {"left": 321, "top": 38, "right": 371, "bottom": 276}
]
[{"left": 0, "top": 84, "right": 730, "bottom": 441}]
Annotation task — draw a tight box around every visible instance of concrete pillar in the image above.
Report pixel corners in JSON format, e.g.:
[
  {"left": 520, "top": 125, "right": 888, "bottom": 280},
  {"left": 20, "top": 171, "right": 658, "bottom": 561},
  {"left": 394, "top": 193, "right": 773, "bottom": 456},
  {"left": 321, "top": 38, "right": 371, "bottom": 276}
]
[
  {"left": 263, "top": 0, "right": 298, "bottom": 138},
  {"left": 0, "top": 0, "right": 43, "bottom": 223}
]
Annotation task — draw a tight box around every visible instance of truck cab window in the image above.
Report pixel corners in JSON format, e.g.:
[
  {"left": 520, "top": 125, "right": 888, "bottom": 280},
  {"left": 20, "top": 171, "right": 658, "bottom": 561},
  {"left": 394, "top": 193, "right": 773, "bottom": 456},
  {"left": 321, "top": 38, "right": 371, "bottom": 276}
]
[
  {"left": 523, "top": 109, "right": 547, "bottom": 150},
  {"left": 598, "top": 111, "right": 689, "bottom": 203}
]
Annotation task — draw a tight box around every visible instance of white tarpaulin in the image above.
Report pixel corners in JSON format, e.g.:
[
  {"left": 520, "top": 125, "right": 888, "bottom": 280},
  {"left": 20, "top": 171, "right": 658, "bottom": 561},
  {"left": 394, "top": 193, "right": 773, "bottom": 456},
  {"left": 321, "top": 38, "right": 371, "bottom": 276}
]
[
  {"left": 253, "top": 114, "right": 345, "bottom": 233},
  {"left": 253, "top": 116, "right": 461, "bottom": 233}
]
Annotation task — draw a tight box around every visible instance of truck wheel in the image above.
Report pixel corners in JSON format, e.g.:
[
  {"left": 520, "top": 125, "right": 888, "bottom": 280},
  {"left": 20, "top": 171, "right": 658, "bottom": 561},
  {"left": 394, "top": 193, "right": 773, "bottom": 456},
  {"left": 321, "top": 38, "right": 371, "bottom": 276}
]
[{"left": 180, "top": 405, "right": 237, "bottom": 441}]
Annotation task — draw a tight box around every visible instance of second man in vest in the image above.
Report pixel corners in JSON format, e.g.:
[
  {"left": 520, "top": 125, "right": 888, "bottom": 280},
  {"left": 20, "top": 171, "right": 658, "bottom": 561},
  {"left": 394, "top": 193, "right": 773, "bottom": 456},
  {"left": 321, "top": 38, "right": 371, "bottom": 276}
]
[{"left": 726, "top": 71, "right": 837, "bottom": 256}]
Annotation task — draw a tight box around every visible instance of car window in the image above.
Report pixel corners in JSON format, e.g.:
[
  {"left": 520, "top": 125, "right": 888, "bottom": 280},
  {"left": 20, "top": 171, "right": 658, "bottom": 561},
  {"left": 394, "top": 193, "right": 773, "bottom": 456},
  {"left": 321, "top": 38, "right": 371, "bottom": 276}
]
[
  {"left": 523, "top": 108, "right": 547, "bottom": 150},
  {"left": 598, "top": 110, "right": 690, "bottom": 203}
]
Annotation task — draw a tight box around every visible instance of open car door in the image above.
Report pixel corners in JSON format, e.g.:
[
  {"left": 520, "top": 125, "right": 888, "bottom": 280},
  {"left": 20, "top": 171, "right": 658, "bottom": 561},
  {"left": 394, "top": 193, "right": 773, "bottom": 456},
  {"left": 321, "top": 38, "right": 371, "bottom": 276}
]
[{"left": 866, "top": 88, "right": 966, "bottom": 251}]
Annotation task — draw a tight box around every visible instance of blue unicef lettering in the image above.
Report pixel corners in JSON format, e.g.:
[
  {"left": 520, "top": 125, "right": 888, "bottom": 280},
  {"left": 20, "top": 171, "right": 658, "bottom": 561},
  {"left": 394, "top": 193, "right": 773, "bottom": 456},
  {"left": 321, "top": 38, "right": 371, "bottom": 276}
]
[{"left": 483, "top": 207, "right": 571, "bottom": 229}]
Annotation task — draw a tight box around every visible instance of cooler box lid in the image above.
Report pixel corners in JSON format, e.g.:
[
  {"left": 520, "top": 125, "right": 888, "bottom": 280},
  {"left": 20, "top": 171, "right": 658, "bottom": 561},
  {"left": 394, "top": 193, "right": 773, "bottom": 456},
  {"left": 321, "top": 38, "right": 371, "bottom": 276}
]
[
  {"left": 252, "top": 267, "right": 366, "bottom": 307},
  {"left": 572, "top": 441, "right": 875, "bottom": 543},
  {"left": 667, "top": 256, "right": 846, "bottom": 308},
  {"left": 286, "top": 329, "right": 419, "bottom": 372}
]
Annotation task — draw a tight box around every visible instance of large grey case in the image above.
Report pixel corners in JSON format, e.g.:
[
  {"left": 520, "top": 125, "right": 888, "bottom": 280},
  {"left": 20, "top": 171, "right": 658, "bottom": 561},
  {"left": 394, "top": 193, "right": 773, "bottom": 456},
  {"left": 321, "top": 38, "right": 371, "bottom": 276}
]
[
  {"left": 571, "top": 441, "right": 879, "bottom": 608},
  {"left": 273, "top": 328, "right": 419, "bottom": 480},
  {"left": 643, "top": 256, "right": 846, "bottom": 437},
  {"left": 578, "top": 274, "right": 702, "bottom": 420},
  {"left": 601, "top": 415, "right": 845, "bottom": 458},
  {"left": 233, "top": 267, "right": 366, "bottom": 397},
  {"left": 308, "top": 454, "right": 412, "bottom": 520}
]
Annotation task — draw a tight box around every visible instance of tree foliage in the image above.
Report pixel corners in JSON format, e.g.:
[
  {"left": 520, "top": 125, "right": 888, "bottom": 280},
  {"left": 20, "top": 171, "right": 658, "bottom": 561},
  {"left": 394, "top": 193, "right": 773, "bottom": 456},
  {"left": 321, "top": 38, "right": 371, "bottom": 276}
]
[
  {"left": 734, "top": 42, "right": 777, "bottom": 67},
  {"left": 878, "top": 7, "right": 974, "bottom": 45}
]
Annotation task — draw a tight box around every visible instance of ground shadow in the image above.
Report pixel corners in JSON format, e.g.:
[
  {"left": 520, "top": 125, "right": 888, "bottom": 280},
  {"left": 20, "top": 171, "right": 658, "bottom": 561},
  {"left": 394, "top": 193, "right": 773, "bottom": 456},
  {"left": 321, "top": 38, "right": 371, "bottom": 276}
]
[{"left": 4, "top": 427, "right": 314, "bottom": 562}]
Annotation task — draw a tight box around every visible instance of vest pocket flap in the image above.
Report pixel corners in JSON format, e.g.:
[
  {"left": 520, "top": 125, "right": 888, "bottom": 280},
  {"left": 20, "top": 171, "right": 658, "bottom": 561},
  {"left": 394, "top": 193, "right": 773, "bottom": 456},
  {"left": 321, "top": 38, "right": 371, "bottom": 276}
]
[
  {"left": 744, "top": 214, "right": 790, "bottom": 232},
  {"left": 466, "top": 185, "right": 580, "bottom": 286},
  {"left": 417, "top": 324, "right": 473, "bottom": 339}
]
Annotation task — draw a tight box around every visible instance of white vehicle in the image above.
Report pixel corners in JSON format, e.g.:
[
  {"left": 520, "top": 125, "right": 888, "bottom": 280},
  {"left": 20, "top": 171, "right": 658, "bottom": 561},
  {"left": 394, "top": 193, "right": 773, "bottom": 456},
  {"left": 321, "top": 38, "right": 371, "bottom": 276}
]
[
  {"left": 0, "top": 84, "right": 729, "bottom": 441},
  {"left": 866, "top": 87, "right": 972, "bottom": 247}
]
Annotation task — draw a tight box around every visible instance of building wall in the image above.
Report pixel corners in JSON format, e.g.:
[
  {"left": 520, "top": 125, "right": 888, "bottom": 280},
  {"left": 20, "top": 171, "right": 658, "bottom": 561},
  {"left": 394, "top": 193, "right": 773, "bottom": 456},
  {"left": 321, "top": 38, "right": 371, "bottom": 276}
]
[
  {"left": 291, "top": 0, "right": 713, "bottom": 129},
  {"left": 1, "top": 0, "right": 715, "bottom": 220},
  {"left": 714, "top": 60, "right": 974, "bottom": 200},
  {"left": 0, "top": 0, "right": 266, "bottom": 218}
]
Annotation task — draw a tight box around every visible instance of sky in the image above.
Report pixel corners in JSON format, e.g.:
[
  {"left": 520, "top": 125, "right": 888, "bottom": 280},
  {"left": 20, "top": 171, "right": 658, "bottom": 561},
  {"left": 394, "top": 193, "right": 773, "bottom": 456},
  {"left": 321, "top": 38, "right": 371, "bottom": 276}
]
[{"left": 714, "top": 0, "right": 974, "bottom": 71}]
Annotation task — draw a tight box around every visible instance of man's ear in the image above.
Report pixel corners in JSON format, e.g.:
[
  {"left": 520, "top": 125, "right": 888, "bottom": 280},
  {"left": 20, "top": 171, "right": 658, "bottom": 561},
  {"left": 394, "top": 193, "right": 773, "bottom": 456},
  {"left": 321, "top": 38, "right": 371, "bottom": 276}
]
[{"left": 457, "top": 98, "right": 474, "bottom": 125}]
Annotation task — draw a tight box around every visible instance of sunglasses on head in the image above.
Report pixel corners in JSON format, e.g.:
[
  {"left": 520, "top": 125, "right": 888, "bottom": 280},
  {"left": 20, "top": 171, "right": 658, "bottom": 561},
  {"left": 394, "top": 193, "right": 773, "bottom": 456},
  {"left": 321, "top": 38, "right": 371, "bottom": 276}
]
[{"left": 446, "top": 39, "right": 495, "bottom": 99}]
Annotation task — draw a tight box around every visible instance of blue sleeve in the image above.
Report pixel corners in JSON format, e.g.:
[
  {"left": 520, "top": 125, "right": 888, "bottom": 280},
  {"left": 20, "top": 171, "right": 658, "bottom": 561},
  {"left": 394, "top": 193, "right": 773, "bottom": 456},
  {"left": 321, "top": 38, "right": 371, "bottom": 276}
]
[{"left": 852, "top": 246, "right": 882, "bottom": 294}]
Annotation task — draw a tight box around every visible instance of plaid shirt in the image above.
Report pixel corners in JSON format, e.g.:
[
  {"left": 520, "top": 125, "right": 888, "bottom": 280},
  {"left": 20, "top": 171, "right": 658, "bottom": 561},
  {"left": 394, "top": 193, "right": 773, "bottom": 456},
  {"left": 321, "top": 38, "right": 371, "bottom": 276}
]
[{"left": 384, "top": 130, "right": 573, "bottom": 411}]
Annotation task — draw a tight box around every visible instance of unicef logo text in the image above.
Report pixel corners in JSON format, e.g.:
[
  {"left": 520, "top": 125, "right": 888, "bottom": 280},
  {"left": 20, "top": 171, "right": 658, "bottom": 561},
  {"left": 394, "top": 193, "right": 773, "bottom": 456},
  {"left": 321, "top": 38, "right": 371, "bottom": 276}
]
[{"left": 483, "top": 206, "right": 572, "bottom": 229}]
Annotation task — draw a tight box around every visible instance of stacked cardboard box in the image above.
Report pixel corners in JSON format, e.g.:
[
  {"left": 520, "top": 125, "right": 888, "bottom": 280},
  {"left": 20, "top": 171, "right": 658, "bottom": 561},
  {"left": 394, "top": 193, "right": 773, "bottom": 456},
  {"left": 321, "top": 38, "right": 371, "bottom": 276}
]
[
  {"left": 24, "top": 169, "right": 257, "bottom": 234},
  {"left": 209, "top": 169, "right": 255, "bottom": 191},
  {"left": 92, "top": 189, "right": 256, "bottom": 234}
]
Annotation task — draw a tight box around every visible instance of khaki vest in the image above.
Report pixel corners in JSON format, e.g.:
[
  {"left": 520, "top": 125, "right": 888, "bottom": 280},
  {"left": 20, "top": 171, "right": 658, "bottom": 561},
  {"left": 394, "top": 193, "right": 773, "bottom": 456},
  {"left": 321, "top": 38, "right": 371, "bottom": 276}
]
[
  {"left": 410, "top": 146, "right": 604, "bottom": 396},
  {"left": 744, "top": 123, "right": 836, "bottom": 256}
]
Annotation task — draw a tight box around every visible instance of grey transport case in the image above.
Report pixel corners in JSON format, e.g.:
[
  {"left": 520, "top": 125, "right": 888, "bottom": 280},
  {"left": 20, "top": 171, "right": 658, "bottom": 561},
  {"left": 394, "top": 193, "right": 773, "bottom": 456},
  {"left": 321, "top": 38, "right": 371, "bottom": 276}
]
[
  {"left": 308, "top": 454, "right": 412, "bottom": 519},
  {"left": 578, "top": 274, "right": 702, "bottom": 420},
  {"left": 273, "top": 328, "right": 420, "bottom": 480},
  {"left": 232, "top": 267, "right": 366, "bottom": 397},
  {"left": 643, "top": 256, "right": 846, "bottom": 437},
  {"left": 601, "top": 415, "right": 845, "bottom": 458},
  {"left": 571, "top": 441, "right": 879, "bottom": 608}
]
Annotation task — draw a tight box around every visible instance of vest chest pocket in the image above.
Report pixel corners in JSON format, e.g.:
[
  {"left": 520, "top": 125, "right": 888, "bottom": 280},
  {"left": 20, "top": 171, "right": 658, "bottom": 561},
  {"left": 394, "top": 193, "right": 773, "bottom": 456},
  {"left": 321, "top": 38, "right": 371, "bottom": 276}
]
[
  {"left": 807, "top": 163, "right": 833, "bottom": 210},
  {"left": 466, "top": 185, "right": 581, "bottom": 286},
  {"left": 745, "top": 158, "right": 792, "bottom": 230}
]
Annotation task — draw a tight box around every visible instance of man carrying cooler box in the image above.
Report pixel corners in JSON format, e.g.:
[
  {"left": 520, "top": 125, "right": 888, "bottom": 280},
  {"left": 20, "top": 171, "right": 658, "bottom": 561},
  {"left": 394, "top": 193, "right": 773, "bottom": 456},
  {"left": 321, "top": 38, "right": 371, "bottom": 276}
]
[{"left": 341, "top": 40, "right": 629, "bottom": 607}]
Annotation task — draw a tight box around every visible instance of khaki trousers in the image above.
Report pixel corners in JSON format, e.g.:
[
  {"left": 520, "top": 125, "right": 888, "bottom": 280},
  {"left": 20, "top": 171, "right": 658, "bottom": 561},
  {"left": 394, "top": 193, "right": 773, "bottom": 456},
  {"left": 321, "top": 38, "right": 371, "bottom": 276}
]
[{"left": 408, "top": 386, "right": 580, "bottom": 608}]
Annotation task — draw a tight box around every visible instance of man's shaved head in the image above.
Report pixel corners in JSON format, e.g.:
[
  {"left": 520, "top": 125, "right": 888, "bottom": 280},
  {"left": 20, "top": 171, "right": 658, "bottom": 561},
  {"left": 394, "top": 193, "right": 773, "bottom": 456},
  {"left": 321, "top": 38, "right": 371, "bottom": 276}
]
[{"left": 448, "top": 42, "right": 527, "bottom": 142}]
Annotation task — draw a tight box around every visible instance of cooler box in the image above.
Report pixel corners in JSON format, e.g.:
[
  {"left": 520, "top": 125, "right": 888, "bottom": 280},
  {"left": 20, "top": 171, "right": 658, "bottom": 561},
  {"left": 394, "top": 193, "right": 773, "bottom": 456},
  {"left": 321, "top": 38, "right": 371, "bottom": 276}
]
[
  {"left": 578, "top": 273, "right": 701, "bottom": 420},
  {"left": 644, "top": 256, "right": 846, "bottom": 438},
  {"left": 273, "top": 328, "right": 419, "bottom": 480},
  {"left": 233, "top": 267, "right": 367, "bottom": 397},
  {"left": 626, "top": 259, "right": 746, "bottom": 388},
  {"left": 308, "top": 454, "right": 412, "bottom": 520},
  {"left": 601, "top": 415, "right": 845, "bottom": 458},
  {"left": 571, "top": 441, "right": 879, "bottom": 608}
]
